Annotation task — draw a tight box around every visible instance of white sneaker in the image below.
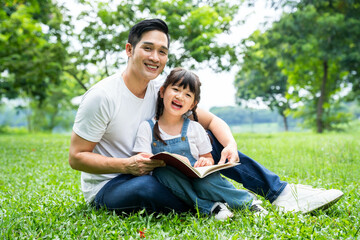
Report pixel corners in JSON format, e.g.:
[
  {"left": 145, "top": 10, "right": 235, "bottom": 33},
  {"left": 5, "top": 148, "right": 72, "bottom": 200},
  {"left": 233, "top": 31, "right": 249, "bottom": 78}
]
[
  {"left": 250, "top": 200, "right": 269, "bottom": 216},
  {"left": 211, "top": 202, "right": 234, "bottom": 221},
  {"left": 272, "top": 184, "right": 344, "bottom": 213}
]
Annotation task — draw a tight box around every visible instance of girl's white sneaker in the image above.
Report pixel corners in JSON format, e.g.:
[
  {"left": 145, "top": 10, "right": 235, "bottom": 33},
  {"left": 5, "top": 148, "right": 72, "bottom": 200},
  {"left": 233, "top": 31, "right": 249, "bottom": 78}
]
[
  {"left": 250, "top": 200, "right": 269, "bottom": 216},
  {"left": 211, "top": 202, "right": 234, "bottom": 221}
]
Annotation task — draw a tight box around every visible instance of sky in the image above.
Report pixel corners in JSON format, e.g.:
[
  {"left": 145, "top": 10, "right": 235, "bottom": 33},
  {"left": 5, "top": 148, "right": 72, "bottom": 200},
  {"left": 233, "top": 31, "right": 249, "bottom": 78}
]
[{"left": 60, "top": 0, "right": 282, "bottom": 110}]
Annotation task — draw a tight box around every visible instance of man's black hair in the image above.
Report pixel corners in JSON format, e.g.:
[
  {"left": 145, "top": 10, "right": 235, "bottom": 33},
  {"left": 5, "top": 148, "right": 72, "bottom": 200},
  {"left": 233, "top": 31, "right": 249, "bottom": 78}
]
[{"left": 128, "top": 18, "right": 170, "bottom": 49}]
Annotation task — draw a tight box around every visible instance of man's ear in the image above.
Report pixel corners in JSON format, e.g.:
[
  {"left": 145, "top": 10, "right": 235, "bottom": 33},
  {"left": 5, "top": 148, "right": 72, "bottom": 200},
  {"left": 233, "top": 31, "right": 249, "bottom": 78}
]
[
  {"left": 159, "top": 86, "right": 165, "bottom": 98},
  {"left": 125, "top": 43, "right": 133, "bottom": 57}
]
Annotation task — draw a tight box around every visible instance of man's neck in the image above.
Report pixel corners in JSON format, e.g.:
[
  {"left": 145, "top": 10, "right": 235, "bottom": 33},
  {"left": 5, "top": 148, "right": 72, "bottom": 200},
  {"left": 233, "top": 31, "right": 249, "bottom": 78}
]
[{"left": 122, "top": 68, "right": 149, "bottom": 99}]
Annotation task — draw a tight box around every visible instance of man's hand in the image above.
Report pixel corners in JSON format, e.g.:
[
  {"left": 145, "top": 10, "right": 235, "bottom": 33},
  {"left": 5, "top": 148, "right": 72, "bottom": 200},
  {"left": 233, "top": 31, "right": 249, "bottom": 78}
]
[
  {"left": 218, "top": 143, "right": 240, "bottom": 165},
  {"left": 126, "top": 153, "right": 165, "bottom": 176}
]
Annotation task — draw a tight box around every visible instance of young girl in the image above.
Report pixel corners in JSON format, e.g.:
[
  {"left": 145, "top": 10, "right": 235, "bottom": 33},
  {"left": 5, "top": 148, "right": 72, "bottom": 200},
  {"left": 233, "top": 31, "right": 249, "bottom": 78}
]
[{"left": 133, "top": 67, "right": 267, "bottom": 220}]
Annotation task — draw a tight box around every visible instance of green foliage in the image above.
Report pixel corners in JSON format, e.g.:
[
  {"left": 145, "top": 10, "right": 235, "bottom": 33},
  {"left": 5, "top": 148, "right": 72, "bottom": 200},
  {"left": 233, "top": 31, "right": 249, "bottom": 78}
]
[
  {"left": 237, "top": 0, "right": 360, "bottom": 133},
  {"left": 0, "top": 0, "right": 68, "bottom": 103},
  {"left": 75, "top": 0, "right": 241, "bottom": 79},
  {"left": 0, "top": 1, "right": 90, "bottom": 132},
  {"left": 29, "top": 70, "right": 82, "bottom": 132},
  {"left": 275, "top": 0, "right": 360, "bottom": 133},
  {"left": 160, "top": 0, "right": 240, "bottom": 71},
  {"left": 75, "top": 0, "right": 137, "bottom": 79},
  {"left": 0, "top": 133, "right": 359, "bottom": 238},
  {"left": 234, "top": 30, "right": 291, "bottom": 130}
]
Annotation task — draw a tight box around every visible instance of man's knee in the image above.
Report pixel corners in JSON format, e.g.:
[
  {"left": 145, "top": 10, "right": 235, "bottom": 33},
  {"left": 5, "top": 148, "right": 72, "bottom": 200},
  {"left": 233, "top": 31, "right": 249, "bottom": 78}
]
[{"left": 132, "top": 175, "right": 164, "bottom": 199}]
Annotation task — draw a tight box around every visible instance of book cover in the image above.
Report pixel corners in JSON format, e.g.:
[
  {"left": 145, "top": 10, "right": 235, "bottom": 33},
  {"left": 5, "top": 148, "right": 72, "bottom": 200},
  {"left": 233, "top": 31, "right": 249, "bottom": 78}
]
[{"left": 150, "top": 152, "right": 240, "bottom": 178}]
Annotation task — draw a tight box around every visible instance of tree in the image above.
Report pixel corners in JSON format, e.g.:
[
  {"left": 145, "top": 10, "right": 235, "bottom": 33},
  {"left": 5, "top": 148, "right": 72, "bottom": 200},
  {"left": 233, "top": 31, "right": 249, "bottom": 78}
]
[
  {"left": 337, "top": 0, "right": 360, "bottom": 102},
  {"left": 143, "top": 0, "right": 240, "bottom": 71},
  {"left": 273, "top": 1, "right": 358, "bottom": 132},
  {"left": 234, "top": 30, "right": 291, "bottom": 131},
  {"left": 0, "top": 1, "right": 85, "bottom": 132},
  {"left": 74, "top": 0, "right": 241, "bottom": 82},
  {"left": 239, "top": 0, "right": 360, "bottom": 133},
  {"left": 0, "top": 0, "right": 68, "bottom": 104}
]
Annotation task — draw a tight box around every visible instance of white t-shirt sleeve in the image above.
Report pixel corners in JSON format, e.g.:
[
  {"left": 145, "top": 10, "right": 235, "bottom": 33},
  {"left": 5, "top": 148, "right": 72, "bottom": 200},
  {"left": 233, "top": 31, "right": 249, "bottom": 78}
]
[
  {"left": 188, "top": 121, "right": 212, "bottom": 157},
  {"left": 133, "top": 121, "right": 153, "bottom": 154},
  {"left": 73, "top": 87, "right": 113, "bottom": 142}
]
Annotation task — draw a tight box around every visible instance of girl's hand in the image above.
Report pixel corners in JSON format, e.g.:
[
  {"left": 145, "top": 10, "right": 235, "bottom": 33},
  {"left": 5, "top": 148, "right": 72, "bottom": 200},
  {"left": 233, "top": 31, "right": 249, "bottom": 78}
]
[{"left": 194, "top": 153, "right": 214, "bottom": 167}]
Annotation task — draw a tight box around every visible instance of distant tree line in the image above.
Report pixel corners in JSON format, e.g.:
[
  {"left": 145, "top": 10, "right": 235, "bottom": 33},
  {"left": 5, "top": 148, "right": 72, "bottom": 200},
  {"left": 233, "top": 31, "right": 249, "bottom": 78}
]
[
  {"left": 210, "top": 106, "right": 282, "bottom": 125},
  {"left": 210, "top": 102, "right": 359, "bottom": 131}
]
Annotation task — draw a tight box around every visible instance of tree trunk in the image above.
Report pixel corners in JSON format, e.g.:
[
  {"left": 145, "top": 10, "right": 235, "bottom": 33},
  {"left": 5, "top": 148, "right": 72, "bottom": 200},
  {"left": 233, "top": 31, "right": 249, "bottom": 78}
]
[
  {"left": 26, "top": 90, "right": 33, "bottom": 132},
  {"left": 281, "top": 113, "right": 288, "bottom": 132},
  {"left": 26, "top": 112, "right": 32, "bottom": 132},
  {"left": 317, "top": 60, "right": 328, "bottom": 133},
  {"left": 49, "top": 109, "right": 59, "bottom": 132}
]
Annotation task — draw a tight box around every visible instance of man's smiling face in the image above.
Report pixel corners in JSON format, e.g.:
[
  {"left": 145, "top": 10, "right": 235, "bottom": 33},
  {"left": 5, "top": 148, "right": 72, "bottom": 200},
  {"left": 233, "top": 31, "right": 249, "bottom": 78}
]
[{"left": 127, "top": 30, "right": 168, "bottom": 82}]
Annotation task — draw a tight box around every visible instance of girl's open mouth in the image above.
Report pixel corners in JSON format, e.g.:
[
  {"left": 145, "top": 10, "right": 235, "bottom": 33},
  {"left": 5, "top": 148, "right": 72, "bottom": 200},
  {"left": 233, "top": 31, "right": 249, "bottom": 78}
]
[{"left": 171, "top": 101, "right": 182, "bottom": 109}]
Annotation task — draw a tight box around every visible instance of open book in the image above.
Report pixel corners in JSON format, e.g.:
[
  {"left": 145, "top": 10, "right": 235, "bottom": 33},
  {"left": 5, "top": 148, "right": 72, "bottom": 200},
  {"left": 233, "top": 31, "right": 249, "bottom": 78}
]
[{"left": 150, "top": 152, "right": 240, "bottom": 178}]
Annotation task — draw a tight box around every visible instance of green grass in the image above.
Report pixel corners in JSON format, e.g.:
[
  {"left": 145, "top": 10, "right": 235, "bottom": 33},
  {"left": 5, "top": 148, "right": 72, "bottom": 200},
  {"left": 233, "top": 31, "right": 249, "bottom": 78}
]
[{"left": 0, "top": 131, "right": 359, "bottom": 239}]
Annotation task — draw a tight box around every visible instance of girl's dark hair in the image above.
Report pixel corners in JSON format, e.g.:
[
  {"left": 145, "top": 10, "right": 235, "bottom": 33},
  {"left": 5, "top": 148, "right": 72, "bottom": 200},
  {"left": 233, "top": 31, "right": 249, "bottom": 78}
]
[
  {"left": 154, "top": 67, "right": 201, "bottom": 145},
  {"left": 128, "top": 18, "right": 170, "bottom": 49}
]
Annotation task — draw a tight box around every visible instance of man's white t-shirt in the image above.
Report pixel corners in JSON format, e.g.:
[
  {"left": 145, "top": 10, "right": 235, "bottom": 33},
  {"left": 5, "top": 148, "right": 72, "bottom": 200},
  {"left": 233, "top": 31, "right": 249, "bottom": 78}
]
[
  {"left": 133, "top": 118, "right": 212, "bottom": 162},
  {"left": 73, "top": 72, "right": 162, "bottom": 203}
]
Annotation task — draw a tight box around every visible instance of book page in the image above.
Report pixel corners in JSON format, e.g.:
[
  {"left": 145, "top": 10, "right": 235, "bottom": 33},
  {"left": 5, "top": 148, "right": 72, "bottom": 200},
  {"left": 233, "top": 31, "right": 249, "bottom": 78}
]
[{"left": 195, "top": 163, "right": 240, "bottom": 178}]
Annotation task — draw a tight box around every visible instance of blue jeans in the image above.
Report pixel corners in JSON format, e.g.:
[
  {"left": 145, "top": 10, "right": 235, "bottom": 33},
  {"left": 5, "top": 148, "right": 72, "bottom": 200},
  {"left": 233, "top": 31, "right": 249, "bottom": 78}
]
[
  {"left": 94, "top": 132, "right": 287, "bottom": 212},
  {"left": 154, "top": 166, "right": 253, "bottom": 214},
  {"left": 93, "top": 174, "right": 191, "bottom": 213}
]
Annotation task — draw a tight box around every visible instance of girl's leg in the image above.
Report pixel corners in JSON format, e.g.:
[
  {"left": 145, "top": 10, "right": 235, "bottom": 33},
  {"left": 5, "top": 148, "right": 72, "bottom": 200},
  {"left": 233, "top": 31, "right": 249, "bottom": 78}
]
[
  {"left": 192, "top": 172, "right": 253, "bottom": 209},
  {"left": 153, "top": 166, "right": 215, "bottom": 214},
  {"left": 208, "top": 130, "right": 287, "bottom": 203},
  {"left": 93, "top": 174, "right": 191, "bottom": 213}
]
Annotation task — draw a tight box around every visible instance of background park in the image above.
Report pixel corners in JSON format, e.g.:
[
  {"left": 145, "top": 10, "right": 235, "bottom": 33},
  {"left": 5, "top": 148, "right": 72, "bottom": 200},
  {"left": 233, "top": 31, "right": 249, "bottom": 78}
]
[{"left": 1, "top": 0, "right": 359, "bottom": 239}]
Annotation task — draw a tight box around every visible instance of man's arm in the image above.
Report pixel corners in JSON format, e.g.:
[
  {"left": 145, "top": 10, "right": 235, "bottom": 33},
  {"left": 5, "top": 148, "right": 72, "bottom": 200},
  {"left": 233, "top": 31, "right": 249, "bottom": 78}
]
[
  {"left": 68, "top": 131, "right": 165, "bottom": 176},
  {"left": 196, "top": 108, "right": 239, "bottom": 164}
]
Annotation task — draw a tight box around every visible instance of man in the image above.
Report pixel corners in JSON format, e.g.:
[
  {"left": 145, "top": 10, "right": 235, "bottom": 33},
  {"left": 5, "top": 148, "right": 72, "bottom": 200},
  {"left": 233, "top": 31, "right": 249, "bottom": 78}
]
[{"left": 69, "top": 19, "right": 343, "bottom": 214}]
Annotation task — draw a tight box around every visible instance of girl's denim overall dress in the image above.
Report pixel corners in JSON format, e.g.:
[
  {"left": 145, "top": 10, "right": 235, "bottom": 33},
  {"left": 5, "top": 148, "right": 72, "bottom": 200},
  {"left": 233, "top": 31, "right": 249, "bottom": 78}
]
[{"left": 148, "top": 118, "right": 253, "bottom": 214}]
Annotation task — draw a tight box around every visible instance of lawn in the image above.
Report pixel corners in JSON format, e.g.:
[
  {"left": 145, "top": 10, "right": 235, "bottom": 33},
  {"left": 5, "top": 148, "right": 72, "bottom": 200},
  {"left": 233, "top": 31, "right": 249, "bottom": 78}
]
[{"left": 0, "top": 131, "right": 359, "bottom": 239}]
